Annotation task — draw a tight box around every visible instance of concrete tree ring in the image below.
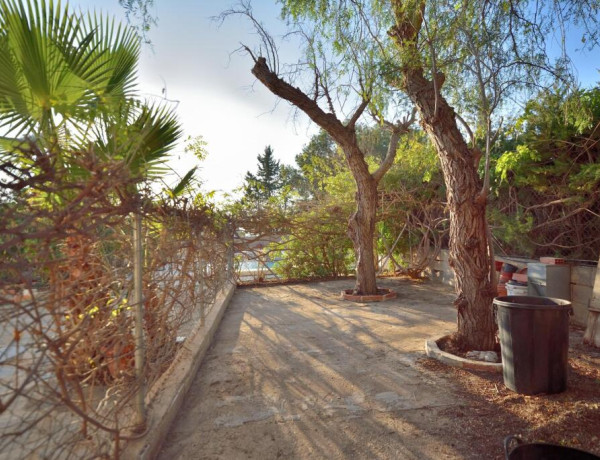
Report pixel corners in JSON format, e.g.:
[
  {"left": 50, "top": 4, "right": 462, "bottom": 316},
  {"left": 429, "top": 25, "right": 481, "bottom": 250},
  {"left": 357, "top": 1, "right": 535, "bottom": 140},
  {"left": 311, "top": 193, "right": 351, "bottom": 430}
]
[{"left": 341, "top": 288, "right": 397, "bottom": 302}]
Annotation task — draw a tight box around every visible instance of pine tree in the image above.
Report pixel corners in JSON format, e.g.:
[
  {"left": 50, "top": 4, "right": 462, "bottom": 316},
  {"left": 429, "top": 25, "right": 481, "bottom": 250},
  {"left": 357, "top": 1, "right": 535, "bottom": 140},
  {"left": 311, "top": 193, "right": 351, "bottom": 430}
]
[
  {"left": 256, "top": 145, "right": 281, "bottom": 198},
  {"left": 243, "top": 145, "right": 282, "bottom": 203}
]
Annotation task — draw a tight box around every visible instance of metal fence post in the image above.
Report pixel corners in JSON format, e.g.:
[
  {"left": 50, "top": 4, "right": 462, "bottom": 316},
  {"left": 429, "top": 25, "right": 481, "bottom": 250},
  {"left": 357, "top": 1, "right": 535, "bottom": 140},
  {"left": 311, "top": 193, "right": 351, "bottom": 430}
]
[
  {"left": 227, "top": 224, "right": 235, "bottom": 282},
  {"left": 132, "top": 211, "right": 146, "bottom": 431},
  {"left": 199, "top": 255, "right": 205, "bottom": 327}
]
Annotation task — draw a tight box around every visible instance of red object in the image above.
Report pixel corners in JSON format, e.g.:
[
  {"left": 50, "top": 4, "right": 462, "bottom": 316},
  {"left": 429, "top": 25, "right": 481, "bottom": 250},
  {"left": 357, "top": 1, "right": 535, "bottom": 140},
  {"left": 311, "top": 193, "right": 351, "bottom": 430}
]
[
  {"left": 494, "top": 261, "right": 503, "bottom": 271},
  {"left": 499, "top": 272, "right": 513, "bottom": 283},
  {"left": 512, "top": 273, "right": 528, "bottom": 283},
  {"left": 540, "top": 257, "right": 565, "bottom": 265}
]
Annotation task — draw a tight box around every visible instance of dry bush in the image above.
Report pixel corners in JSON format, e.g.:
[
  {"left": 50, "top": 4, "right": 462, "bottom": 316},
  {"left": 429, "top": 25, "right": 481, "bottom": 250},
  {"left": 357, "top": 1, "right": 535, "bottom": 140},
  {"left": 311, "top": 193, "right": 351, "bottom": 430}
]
[{"left": 0, "top": 146, "right": 231, "bottom": 458}]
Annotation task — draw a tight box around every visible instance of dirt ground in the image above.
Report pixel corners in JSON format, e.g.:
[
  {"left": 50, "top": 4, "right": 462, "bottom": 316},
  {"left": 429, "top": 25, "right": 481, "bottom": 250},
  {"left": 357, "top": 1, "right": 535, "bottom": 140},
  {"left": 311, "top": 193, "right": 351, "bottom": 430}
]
[{"left": 158, "top": 278, "right": 600, "bottom": 460}]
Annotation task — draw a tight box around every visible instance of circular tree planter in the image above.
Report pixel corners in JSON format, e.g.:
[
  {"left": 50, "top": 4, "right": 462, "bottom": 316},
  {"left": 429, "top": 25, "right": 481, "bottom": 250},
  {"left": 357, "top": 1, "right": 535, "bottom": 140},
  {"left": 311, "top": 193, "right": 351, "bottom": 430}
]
[
  {"left": 341, "top": 288, "right": 397, "bottom": 302},
  {"left": 425, "top": 335, "right": 503, "bottom": 373}
]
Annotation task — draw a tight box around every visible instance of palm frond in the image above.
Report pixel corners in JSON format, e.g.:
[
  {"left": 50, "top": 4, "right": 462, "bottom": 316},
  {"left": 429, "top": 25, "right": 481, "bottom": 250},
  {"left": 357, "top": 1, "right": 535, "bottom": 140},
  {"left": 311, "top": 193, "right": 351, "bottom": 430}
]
[
  {"left": 0, "top": 0, "right": 140, "bottom": 140},
  {"left": 169, "top": 166, "right": 198, "bottom": 197},
  {"left": 91, "top": 99, "right": 182, "bottom": 183}
]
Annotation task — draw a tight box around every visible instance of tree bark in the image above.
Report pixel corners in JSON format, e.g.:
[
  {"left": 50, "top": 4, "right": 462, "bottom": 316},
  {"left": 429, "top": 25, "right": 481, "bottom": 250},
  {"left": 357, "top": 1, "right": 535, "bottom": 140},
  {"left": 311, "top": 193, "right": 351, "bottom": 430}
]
[
  {"left": 346, "top": 146, "right": 379, "bottom": 294},
  {"left": 249, "top": 56, "right": 409, "bottom": 294},
  {"left": 390, "top": 2, "right": 496, "bottom": 349}
]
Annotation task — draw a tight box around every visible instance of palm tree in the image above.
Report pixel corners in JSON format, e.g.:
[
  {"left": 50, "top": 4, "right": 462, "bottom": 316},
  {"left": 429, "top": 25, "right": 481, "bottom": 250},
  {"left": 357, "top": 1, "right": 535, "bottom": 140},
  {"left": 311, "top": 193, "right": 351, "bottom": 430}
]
[
  {"left": 0, "top": 0, "right": 139, "bottom": 143},
  {"left": 0, "top": 0, "right": 189, "bottom": 433},
  {"left": 0, "top": 0, "right": 190, "bottom": 193}
]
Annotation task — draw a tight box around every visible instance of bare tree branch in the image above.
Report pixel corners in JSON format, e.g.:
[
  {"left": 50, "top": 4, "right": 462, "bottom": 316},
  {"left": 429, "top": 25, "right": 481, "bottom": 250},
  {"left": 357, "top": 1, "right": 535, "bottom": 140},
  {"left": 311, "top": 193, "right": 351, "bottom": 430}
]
[
  {"left": 372, "top": 109, "right": 416, "bottom": 183},
  {"left": 250, "top": 57, "right": 348, "bottom": 144},
  {"left": 347, "top": 98, "right": 370, "bottom": 129}
]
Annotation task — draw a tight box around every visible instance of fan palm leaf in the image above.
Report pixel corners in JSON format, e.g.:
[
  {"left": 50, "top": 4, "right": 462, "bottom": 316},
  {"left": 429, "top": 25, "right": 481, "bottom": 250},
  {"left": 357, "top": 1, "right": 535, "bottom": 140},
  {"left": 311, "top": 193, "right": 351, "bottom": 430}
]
[
  {"left": 91, "top": 99, "right": 182, "bottom": 186},
  {"left": 0, "top": 0, "right": 140, "bottom": 140}
]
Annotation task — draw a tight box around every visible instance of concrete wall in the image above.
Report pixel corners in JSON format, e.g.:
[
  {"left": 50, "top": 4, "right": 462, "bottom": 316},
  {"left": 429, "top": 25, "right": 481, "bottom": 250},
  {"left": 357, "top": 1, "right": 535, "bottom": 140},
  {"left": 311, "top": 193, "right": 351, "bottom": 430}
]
[
  {"left": 571, "top": 264, "right": 596, "bottom": 326},
  {"left": 426, "top": 249, "right": 596, "bottom": 327},
  {"left": 122, "top": 281, "right": 236, "bottom": 459}
]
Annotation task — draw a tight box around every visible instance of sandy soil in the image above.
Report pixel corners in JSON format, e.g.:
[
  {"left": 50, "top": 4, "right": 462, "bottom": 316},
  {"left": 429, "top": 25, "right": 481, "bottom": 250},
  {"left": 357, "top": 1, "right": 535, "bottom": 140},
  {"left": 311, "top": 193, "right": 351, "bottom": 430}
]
[{"left": 158, "top": 278, "right": 600, "bottom": 460}]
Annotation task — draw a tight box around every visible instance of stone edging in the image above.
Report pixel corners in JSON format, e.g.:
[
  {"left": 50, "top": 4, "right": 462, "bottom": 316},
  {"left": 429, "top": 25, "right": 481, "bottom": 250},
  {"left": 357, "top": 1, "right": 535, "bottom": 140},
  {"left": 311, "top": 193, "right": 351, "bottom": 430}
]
[
  {"left": 341, "top": 288, "right": 397, "bottom": 302},
  {"left": 122, "top": 281, "right": 236, "bottom": 459},
  {"left": 425, "top": 336, "right": 503, "bottom": 373}
]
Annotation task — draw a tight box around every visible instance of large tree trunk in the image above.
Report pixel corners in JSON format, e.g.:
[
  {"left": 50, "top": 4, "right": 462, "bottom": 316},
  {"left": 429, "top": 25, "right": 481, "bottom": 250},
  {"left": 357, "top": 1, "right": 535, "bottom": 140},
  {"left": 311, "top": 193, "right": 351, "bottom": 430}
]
[
  {"left": 249, "top": 56, "right": 410, "bottom": 295},
  {"left": 405, "top": 70, "right": 496, "bottom": 350},
  {"left": 347, "top": 159, "right": 379, "bottom": 294},
  {"left": 390, "top": 5, "right": 496, "bottom": 350}
]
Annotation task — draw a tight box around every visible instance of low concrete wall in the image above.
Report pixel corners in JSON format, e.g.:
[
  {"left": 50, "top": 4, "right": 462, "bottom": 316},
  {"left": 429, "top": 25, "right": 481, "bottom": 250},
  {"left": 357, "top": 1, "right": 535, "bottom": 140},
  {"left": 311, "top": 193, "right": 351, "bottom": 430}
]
[
  {"left": 122, "top": 281, "right": 236, "bottom": 459},
  {"left": 426, "top": 249, "right": 596, "bottom": 327},
  {"left": 571, "top": 265, "right": 596, "bottom": 326}
]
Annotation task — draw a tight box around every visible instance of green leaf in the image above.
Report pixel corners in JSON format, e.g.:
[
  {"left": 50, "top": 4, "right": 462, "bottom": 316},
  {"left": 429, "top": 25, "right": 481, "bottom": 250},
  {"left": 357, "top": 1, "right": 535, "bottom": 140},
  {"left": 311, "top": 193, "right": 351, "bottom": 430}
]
[{"left": 170, "top": 166, "right": 197, "bottom": 197}]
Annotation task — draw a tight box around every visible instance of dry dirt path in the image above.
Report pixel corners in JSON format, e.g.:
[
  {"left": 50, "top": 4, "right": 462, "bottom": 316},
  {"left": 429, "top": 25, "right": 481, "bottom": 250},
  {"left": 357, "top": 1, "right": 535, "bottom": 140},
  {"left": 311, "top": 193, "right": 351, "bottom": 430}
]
[{"left": 158, "top": 278, "right": 480, "bottom": 459}]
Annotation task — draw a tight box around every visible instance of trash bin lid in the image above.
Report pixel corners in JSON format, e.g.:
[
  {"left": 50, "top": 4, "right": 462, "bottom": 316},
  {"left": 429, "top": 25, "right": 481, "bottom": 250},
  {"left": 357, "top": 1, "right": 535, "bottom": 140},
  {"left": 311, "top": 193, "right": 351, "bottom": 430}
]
[{"left": 493, "top": 295, "right": 571, "bottom": 310}]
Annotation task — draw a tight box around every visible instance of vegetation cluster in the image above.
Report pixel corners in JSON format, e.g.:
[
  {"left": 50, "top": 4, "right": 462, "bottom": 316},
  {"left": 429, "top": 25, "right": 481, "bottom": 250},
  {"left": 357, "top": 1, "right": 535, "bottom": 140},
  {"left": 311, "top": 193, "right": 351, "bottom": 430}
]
[
  {"left": 0, "top": 1, "right": 230, "bottom": 457},
  {"left": 234, "top": 83, "right": 600, "bottom": 281}
]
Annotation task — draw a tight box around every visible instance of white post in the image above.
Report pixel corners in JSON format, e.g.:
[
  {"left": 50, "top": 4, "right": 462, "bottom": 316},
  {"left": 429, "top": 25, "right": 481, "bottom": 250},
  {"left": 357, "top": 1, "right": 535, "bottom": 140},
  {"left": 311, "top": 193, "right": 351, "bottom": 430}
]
[{"left": 583, "top": 254, "right": 600, "bottom": 347}]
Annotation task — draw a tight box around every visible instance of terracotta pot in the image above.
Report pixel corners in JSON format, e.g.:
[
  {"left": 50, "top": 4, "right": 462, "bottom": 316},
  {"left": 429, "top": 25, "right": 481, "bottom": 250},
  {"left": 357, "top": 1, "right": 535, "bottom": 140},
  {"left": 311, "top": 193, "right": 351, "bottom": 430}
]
[
  {"left": 512, "top": 273, "right": 528, "bottom": 283},
  {"left": 540, "top": 257, "right": 565, "bottom": 265}
]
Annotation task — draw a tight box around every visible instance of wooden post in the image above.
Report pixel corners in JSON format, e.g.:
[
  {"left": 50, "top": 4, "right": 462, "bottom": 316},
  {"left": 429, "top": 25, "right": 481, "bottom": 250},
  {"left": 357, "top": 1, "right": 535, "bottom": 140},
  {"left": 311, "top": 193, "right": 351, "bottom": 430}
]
[{"left": 583, "top": 255, "right": 600, "bottom": 347}]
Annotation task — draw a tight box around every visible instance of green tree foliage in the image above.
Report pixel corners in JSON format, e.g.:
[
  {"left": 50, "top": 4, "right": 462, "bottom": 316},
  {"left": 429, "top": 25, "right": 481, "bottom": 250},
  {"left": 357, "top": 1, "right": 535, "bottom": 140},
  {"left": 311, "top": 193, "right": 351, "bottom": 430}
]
[
  {"left": 0, "top": 0, "right": 139, "bottom": 142},
  {"left": 272, "top": 201, "right": 354, "bottom": 279},
  {"left": 91, "top": 99, "right": 182, "bottom": 189},
  {"left": 278, "top": 163, "right": 309, "bottom": 200},
  {"left": 378, "top": 132, "right": 446, "bottom": 272},
  {"left": 491, "top": 85, "right": 600, "bottom": 258},
  {"left": 226, "top": 0, "right": 416, "bottom": 295},
  {"left": 0, "top": 0, "right": 188, "bottom": 287},
  {"left": 0, "top": 0, "right": 190, "bottom": 200},
  {"left": 265, "top": 131, "right": 356, "bottom": 278},
  {"left": 243, "top": 145, "right": 283, "bottom": 204},
  {"left": 262, "top": 125, "right": 448, "bottom": 280},
  {"left": 294, "top": 129, "right": 344, "bottom": 199},
  {"left": 357, "top": 124, "right": 392, "bottom": 161},
  {"left": 229, "top": 0, "right": 600, "bottom": 299}
]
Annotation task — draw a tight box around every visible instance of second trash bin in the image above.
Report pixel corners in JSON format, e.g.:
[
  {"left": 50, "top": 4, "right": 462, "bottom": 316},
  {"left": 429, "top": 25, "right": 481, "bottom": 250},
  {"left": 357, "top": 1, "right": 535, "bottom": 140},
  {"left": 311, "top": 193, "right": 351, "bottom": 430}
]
[{"left": 494, "top": 295, "right": 572, "bottom": 395}]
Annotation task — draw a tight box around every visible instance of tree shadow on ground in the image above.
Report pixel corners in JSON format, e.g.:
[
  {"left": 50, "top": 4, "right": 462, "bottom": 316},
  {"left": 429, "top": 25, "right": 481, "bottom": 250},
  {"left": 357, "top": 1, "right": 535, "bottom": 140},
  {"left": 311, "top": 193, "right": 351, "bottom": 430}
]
[{"left": 159, "top": 278, "right": 600, "bottom": 459}]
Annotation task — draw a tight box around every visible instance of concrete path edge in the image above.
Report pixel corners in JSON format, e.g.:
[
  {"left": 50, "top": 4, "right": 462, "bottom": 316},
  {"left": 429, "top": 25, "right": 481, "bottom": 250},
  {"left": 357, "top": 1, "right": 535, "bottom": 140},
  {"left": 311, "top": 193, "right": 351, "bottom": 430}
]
[
  {"left": 122, "top": 281, "right": 236, "bottom": 459},
  {"left": 425, "top": 337, "right": 503, "bottom": 373}
]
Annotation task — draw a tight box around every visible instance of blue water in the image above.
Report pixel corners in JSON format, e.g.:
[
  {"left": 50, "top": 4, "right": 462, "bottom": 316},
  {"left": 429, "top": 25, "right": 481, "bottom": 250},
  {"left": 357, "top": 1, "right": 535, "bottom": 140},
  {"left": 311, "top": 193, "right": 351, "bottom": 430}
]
[{"left": 239, "top": 260, "right": 276, "bottom": 272}]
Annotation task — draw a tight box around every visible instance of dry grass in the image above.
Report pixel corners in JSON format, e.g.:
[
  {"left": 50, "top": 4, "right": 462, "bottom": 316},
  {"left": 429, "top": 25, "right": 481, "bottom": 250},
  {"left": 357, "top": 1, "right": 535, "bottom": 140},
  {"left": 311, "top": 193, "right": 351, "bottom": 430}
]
[{"left": 418, "top": 326, "right": 600, "bottom": 459}]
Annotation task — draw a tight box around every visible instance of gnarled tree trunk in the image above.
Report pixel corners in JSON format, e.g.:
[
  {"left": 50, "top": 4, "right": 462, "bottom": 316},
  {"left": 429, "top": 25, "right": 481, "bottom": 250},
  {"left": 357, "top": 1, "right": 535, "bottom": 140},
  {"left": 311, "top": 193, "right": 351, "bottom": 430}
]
[
  {"left": 249, "top": 56, "right": 411, "bottom": 295},
  {"left": 390, "top": 2, "right": 496, "bottom": 349},
  {"left": 346, "top": 153, "right": 379, "bottom": 294}
]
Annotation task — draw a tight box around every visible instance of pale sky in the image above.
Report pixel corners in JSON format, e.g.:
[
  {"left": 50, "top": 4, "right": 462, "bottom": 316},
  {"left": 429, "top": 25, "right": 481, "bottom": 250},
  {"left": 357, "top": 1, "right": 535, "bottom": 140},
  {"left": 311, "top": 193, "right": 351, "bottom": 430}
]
[
  {"left": 72, "top": 0, "right": 316, "bottom": 199},
  {"left": 70, "top": 0, "right": 599, "bottom": 200}
]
